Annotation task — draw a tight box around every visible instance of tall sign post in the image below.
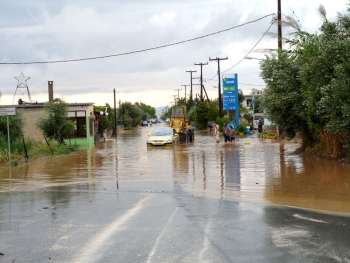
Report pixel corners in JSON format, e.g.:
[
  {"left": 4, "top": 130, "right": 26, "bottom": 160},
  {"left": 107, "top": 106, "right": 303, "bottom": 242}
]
[
  {"left": 222, "top": 74, "right": 239, "bottom": 126},
  {"left": 0, "top": 107, "right": 17, "bottom": 170}
]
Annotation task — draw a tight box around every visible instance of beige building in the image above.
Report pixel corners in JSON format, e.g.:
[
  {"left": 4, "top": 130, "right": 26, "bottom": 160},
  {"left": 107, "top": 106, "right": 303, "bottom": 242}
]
[{"left": 1, "top": 81, "right": 96, "bottom": 146}]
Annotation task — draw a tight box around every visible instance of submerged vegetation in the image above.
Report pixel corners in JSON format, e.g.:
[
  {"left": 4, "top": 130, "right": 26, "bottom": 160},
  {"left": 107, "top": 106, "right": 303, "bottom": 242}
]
[{"left": 0, "top": 138, "right": 78, "bottom": 167}]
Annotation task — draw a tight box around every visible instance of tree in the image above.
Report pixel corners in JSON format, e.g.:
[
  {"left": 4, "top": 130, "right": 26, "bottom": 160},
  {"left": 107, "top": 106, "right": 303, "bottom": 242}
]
[
  {"left": 0, "top": 109, "right": 25, "bottom": 142},
  {"left": 260, "top": 3, "right": 350, "bottom": 157},
  {"left": 118, "top": 101, "right": 153, "bottom": 128},
  {"left": 135, "top": 102, "right": 156, "bottom": 118},
  {"left": 193, "top": 102, "right": 209, "bottom": 130},
  {"left": 253, "top": 96, "right": 263, "bottom": 113},
  {"left": 260, "top": 51, "right": 306, "bottom": 140},
  {"left": 94, "top": 104, "right": 113, "bottom": 135},
  {"left": 37, "top": 99, "right": 74, "bottom": 144}
]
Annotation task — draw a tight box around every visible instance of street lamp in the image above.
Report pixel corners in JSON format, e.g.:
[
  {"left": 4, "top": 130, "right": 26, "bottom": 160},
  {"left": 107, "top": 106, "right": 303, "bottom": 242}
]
[
  {"left": 244, "top": 56, "right": 263, "bottom": 61},
  {"left": 100, "top": 107, "right": 108, "bottom": 116}
]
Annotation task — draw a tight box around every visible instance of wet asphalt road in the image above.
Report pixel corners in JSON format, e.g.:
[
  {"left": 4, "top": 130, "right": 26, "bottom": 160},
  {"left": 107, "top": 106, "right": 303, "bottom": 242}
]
[
  {"left": 1, "top": 182, "right": 350, "bottom": 263},
  {"left": 1, "top": 125, "right": 350, "bottom": 262}
]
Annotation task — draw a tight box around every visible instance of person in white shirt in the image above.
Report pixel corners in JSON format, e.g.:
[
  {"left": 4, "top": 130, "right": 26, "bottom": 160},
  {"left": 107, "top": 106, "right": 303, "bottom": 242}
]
[{"left": 214, "top": 122, "right": 220, "bottom": 143}]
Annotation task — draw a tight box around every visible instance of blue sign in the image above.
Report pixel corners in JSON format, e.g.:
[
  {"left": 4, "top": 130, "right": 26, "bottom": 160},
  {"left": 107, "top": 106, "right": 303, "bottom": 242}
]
[
  {"left": 223, "top": 74, "right": 238, "bottom": 111},
  {"left": 222, "top": 73, "right": 239, "bottom": 126}
]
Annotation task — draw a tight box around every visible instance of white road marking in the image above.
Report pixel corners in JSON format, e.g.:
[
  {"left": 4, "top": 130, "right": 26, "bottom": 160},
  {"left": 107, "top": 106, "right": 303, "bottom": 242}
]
[
  {"left": 73, "top": 194, "right": 153, "bottom": 263},
  {"left": 146, "top": 207, "right": 179, "bottom": 263},
  {"left": 293, "top": 214, "right": 329, "bottom": 224},
  {"left": 198, "top": 219, "right": 212, "bottom": 262}
]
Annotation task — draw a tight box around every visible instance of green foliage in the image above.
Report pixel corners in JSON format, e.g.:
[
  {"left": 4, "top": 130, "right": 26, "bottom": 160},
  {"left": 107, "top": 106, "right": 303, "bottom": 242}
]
[
  {"left": 260, "top": 51, "right": 306, "bottom": 140},
  {"left": 160, "top": 107, "right": 172, "bottom": 121},
  {"left": 243, "top": 113, "right": 253, "bottom": 124},
  {"left": 0, "top": 109, "right": 25, "bottom": 142},
  {"left": 253, "top": 96, "right": 263, "bottom": 113},
  {"left": 0, "top": 137, "right": 78, "bottom": 166},
  {"left": 187, "top": 105, "right": 196, "bottom": 123},
  {"left": 260, "top": 4, "right": 350, "bottom": 157},
  {"left": 118, "top": 101, "right": 155, "bottom": 128},
  {"left": 238, "top": 89, "right": 245, "bottom": 106},
  {"left": 216, "top": 117, "right": 229, "bottom": 131},
  {"left": 236, "top": 125, "right": 245, "bottom": 133},
  {"left": 36, "top": 99, "right": 72, "bottom": 144},
  {"left": 94, "top": 104, "right": 113, "bottom": 134},
  {"left": 134, "top": 102, "right": 156, "bottom": 118},
  {"left": 193, "top": 102, "right": 209, "bottom": 130}
]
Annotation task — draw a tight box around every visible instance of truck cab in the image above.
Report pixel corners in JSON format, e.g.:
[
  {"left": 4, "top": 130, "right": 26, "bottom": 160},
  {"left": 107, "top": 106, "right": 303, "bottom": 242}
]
[{"left": 169, "top": 106, "right": 194, "bottom": 142}]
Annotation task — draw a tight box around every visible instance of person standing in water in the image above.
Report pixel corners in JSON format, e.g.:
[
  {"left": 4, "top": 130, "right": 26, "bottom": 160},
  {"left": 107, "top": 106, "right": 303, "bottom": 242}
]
[
  {"left": 214, "top": 122, "right": 220, "bottom": 143},
  {"left": 229, "top": 126, "right": 236, "bottom": 143},
  {"left": 103, "top": 128, "right": 108, "bottom": 142}
]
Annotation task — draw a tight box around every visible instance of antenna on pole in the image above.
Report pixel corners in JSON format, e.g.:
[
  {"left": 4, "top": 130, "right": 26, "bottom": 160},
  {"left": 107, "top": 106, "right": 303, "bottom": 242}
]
[{"left": 13, "top": 72, "right": 32, "bottom": 104}]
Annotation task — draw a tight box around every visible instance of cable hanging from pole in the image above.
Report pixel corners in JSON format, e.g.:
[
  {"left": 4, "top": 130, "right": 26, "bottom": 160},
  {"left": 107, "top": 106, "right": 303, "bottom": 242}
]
[
  {"left": 0, "top": 14, "right": 275, "bottom": 65},
  {"left": 222, "top": 16, "right": 275, "bottom": 73}
]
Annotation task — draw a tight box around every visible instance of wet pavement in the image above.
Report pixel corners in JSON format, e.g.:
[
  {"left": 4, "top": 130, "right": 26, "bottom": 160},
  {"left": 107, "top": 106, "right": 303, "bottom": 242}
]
[{"left": 1, "top": 124, "right": 350, "bottom": 262}]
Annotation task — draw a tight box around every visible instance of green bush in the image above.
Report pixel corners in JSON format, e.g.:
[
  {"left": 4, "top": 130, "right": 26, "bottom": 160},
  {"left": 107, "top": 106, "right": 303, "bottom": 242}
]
[
  {"left": 0, "top": 138, "right": 79, "bottom": 167},
  {"left": 216, "top": 117, "right": 229, "bottom": 131},
  {"left": 236, "top": 125, "right": 245, "bottom": 133}
]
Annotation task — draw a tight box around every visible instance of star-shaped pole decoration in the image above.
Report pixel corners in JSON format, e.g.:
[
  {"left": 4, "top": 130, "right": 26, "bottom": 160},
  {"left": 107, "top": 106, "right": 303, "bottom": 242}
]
[{"left": 14, "top": 72, "right": 30, "bottom": 87}]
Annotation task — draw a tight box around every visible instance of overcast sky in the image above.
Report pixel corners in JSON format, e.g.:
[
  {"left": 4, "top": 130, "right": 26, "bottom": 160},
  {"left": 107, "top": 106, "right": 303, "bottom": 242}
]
[{"left": 0, "top": 0, "right": 348, "bottom": 109}]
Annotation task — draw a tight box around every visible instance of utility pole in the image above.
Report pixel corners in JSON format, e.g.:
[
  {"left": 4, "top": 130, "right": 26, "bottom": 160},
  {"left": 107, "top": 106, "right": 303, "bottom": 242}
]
[
  {"left": 186, "top": 70, "right": 197, "bottom": 102},
  {"left": 172, "top": 95, "right": 177, "bottom": 105},
  {"left": 278, "top": 0, "right": 282, "bottom": 49},
  {"left": 174, "top": 88, "right": 182, "bottom": 100},
  {"left": 209, "top": 57, "right": 228, "bottom": 118},
  {"left": 194, "top": 62, "right": 208, "bottom": 101},
  {"left": 113, "top": 89, "right": 117, "bottom": 138},
  {"left": 181, "top": 84, "right": 189, "bottom": 102}
]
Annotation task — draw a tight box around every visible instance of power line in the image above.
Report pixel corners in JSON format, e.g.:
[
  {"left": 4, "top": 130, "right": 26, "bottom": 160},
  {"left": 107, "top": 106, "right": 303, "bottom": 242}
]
[
  {"left": 285, "top": 0, "right": 300, "bottom": 24},
  {"left": 222, "top": 17, "right": 275, "bottom": 73},
  {"left": 0, "top": 14, "right": 275, "bottom": 65},
  {"left": 209, "top": 0, "right": 254, "bottom": 58},
  {"left": 239, "top": 83, "right": 265, "bottom": 86}
]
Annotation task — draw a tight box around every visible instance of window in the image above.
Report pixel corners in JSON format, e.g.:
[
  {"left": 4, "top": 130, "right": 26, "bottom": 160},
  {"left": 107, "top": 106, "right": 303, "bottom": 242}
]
[{"left": 68, "top": 111, "right": 87, "bottom": 138}]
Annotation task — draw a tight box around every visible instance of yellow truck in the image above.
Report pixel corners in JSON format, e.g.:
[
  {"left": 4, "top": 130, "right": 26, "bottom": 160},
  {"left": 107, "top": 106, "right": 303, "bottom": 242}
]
[{"left": 169, "top": 105, "right": 194, "bottom": 143}]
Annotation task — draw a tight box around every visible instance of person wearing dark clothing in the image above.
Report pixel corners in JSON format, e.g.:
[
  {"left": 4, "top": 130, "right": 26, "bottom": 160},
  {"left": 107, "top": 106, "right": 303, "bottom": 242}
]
[
  {"left": 258, "top": 118, "right": 263, "bottom": 133},
  {"left": 223, "top": 123, "right": 230, "bottom": 143}
]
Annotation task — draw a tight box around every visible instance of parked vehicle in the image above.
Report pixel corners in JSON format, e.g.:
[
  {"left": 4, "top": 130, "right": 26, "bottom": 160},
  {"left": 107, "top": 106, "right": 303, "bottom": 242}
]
[
  {"left": 147, "top": 127, "right": 179, "bottom": 146},
  {"left": 141, "top": 121, "right": 149, "bottom": 127},
  {"left": 169, "top": 105, "right": 194, "bottom": 143}
]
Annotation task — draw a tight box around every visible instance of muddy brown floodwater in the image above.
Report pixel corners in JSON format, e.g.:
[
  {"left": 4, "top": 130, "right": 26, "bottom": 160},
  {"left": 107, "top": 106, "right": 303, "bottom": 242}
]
[{"left": 1, "top": 124, "right": 350, "bottom": 216}]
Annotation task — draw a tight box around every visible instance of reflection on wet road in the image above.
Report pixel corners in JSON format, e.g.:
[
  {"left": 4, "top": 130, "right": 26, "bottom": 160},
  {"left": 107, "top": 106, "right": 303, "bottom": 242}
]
[
  {"left": 1, "top": 124, "right": 350, "bottom": 215},
  {"left": 1, "top": 124, "right": 350, "bottom": 262}
]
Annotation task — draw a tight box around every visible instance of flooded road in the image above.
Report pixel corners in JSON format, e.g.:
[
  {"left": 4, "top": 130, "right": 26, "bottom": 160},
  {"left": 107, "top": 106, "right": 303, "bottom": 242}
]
[
  {"left": 1, "top": 124, "right": 350, "bottom": 262},
  {"left": 1, "top": 123, "right": 350, "bottom": 215}
]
